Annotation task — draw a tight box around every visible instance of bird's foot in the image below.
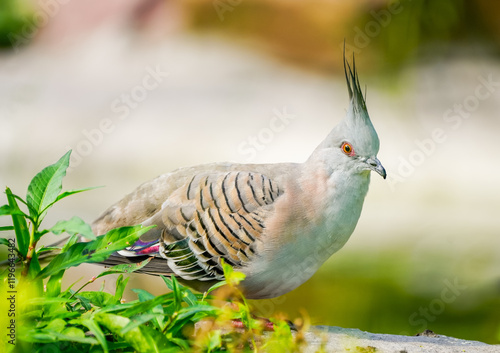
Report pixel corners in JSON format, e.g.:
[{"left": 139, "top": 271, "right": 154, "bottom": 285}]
[
  {"left": 230, "top": 317, "right": 296, "bottom": 332},
  {"left": 230, "top": 317, "right": 275, "bottom": 331}
]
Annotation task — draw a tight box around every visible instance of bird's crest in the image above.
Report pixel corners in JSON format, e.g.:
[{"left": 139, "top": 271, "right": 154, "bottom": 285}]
[
  {"left": 332, "top": 45, "right": 380, "bottom": 158},
  {"left": 343, "top": 47, "right": 367, "bottom": 114}
]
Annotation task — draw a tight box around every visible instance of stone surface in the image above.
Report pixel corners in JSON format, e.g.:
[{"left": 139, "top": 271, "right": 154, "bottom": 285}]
[{"left": 305, "top": 326, "right": 499, "bottom": 353}]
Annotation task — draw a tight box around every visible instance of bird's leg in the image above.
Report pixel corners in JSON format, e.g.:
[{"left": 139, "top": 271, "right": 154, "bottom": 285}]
[
  {"left": 230, "top": 317, "right": 275, "bottom": 331},
  {"left": 223, "top": 302, "right": 274, "bottom": 331},
  {"left": 227, "top": 302, "right": 296, "bottom": 331}
]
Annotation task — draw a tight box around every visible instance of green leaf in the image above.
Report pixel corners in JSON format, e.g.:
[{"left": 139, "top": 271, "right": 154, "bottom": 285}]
[
  {"left": 59, "top": 233, "right": 79, "bottom": 253},
  {"left": 92, "top": 301, "right": 137, "bottom": 314},
  {"left": 221, "top": 259, "right": 246, "bottom": 286},
  {"left": 133, "top": 288, "right": 155, "bottom": 302},
  {"left": 50, "top": 216, "right": 96, "bottom": 240},
  {"left": 175, "top": 304, "right": 219, "bottom": 322},
  {"left": 118, "top": 292, "right": 173, "bottom": 317},
  {"left": 28, "top": 249, "right": 43, "bottom": 286},
  {"left": 0, "top": 237, "right": 13, "bottom": 246},
  {"left": 132, "top": 288, "right": 165, "bottom": 331},
  {"left": 9, "top": 194, "right": 40, "bottom": 227},
  {"left": 44, "top": 318, "right": 67, "bottom": 333},
  {"left": 77, "top": 291, "right": 120, "bottom": 307},
  {"left": 162, "top": 275, "right": 198, "bottom": 306},
  {"left": 94, "top": 313, "right": 173, "bottom": 353},
  {"left": 77, "top": 295, "right": 92, "bottom": 312},
  {"left": 59, "top": 276, "right": 82, "bottom": 298},
  {"left": 0, "top": 226, "right": 15, "bottom": 231},
  {"left": 54, "top": 186, "right": 102, "bottom": 203},
  {"left": 5, "top": 187, "right": 29, "bottom": 257},
  {"left": 205, "top": 330, "right": 222, "bottom": 351},
  {"left": 181, "top": 289, "right": 199, "bottom": 307},
  {"left": 114, "top": 274, "right": 129, "bottom": 303},
  {"left": 204, "top": 280, "right": 228, "bottom": 297},
  {"left": 23, "top": 329, "right": 99, "bottom": 345},
  {"left": 120, "top": 313, "right": 161, "bottom": 334},
  {"left": 36, "top": 246, "right": 60, "bottom": 254},
  {"left": 25, "top": 297, "right": 72, "bottom": 306},
  {"left": 167, "top": 305, "right": 220, "bottom": 337},
  {"left": 46, "top": 270, "right": 65, "bottom": 297},
  {"left": 79, "top": 318, "right": 109, "bottom": 353},
  {"left": 26, "top": 150, "right": 71, "bottom": 224},
  {"left": 33, "top": 229, "right": 49, "bottom": 243},
  {"left": 106, "top": 341, "right": 134, "bottom": 351},
  {"left": 19, "top": 330, "right": 55, "bottom": 343},
  {"left": 163, "top": 275, "right": 182, "bottom": 311},
  {"left": 0, "top": 204, "right": 26, "bottom": 217},
  {"left": 95, "top": 257, "right": 152, "bottom": 279},
  {"left": 36, "top": 225, "right": 154, "bottom": 279},
  {"left": 61, "top": 326, "right": 87, "bottom": 340}
]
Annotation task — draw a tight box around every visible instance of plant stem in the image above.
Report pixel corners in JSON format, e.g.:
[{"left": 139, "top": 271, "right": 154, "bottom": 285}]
[
  {"left": 69, "top": 276, "right": 96, "bottom": 300},
  {"left": 22, "top": 224, "right": 36, "bottom": 277}
]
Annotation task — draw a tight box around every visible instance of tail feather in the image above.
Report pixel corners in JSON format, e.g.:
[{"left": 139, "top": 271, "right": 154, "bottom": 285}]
[
  {"left": 94, "top": 253, "right": 175, "bottom": 276},
  {"left": 36, "top": 236, "right": 175, "bottom": 277}
]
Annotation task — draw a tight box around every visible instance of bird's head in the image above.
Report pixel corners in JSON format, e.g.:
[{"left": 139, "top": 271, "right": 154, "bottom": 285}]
[{"left": 312, "top": 53, "right": 386, "bottom": 180}]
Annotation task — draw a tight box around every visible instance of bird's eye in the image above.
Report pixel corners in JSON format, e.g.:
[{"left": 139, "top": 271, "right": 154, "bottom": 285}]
[{"left": 341, "top": 142, "right": 355, "bottom": 156}]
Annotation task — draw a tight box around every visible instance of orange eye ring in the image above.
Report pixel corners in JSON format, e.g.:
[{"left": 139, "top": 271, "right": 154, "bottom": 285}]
[{"left": 341, "top": 142, "right": 355, "bottom": 156}]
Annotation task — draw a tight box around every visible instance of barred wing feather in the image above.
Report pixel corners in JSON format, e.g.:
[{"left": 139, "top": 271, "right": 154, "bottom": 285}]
[{"left": 119, "top": 171, "right": 283, "bottom": 282}]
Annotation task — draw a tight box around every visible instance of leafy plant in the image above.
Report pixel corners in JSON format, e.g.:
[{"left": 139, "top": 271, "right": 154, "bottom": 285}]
[
  {"left": 0, "top": 151, "right": 306, "bottom": 353},
  {"left": 0, "top": 0, "right": 34, "bottom": 49}
]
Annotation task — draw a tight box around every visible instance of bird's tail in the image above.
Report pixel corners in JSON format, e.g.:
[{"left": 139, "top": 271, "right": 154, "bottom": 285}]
[
  {"left": 35, "top": 236, "right": 175, "bottom": 277},
  {"left": 96, "top": 253, "right": 174, "bottom": 276}
]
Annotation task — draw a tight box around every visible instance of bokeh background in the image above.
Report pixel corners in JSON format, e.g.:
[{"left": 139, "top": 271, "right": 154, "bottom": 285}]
[{"left": 1, "top": 0, "right": 499, "bottom": 344}]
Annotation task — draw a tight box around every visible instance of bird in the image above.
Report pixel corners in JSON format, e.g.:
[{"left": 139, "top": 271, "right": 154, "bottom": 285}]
[{"left": 91, "top": 53, "right": 386, "bottom": 300}]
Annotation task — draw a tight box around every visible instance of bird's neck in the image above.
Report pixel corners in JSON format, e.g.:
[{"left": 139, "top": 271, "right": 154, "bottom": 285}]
[
  {"left": 240, "top": 160, "right": 371, "bottom": 299},
  {"left": 297, "top": 155, "right": 371, "bottom": 256}
]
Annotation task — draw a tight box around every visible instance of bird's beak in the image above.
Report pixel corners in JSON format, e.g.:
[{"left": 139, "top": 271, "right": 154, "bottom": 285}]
[{"left": 366, "top": 157, "right": 387, "bottom": 179}]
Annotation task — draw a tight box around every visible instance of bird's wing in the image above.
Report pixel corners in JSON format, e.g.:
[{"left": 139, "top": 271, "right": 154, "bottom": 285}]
[{"left": 116, "top": 171, "right": 284, "bottom": 282}]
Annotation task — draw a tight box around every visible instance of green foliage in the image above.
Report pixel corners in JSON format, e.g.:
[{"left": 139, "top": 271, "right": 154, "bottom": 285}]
[
  {"left": 370, "top": 0, "right": 466, "bottom": 70},
  {"left": 50, "top": 216, "right": 96, "bottom": 241},
  {"left": 37, "top": 225, "right": 154, "bottom": 280},
  {"left": 26, "top": 150, "right": 72, "bottom": 224},
  {"left": 0, "top": 151, "right": 306, "bottom": 352},
  {"left": 0, "top": 0, "right": 34, "bottom": 49}
]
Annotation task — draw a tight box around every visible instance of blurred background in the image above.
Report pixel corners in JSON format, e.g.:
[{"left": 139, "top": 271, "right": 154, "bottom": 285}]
[{"left": 0, "top": 0, "right": 499, "bottom": 344}]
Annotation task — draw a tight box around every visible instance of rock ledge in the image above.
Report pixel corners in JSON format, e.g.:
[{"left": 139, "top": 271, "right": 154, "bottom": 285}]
[{"left": 305, "top": 326, "right": 498, "bottom": 353}]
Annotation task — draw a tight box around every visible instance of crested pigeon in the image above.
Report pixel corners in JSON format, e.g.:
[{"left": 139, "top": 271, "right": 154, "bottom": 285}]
[{"left": 92, "top": 54, "right": 386, "bottom": 300}]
